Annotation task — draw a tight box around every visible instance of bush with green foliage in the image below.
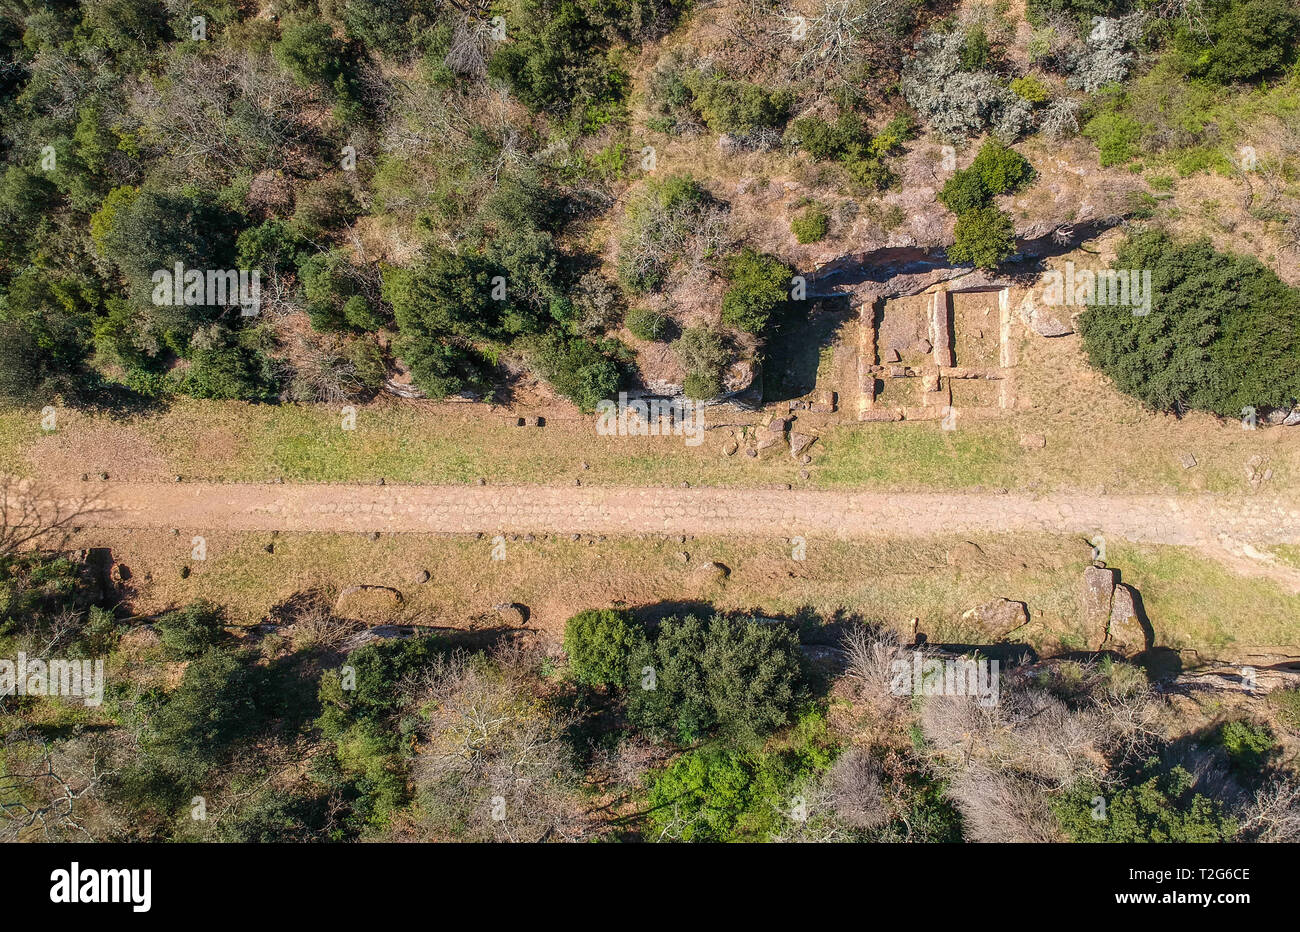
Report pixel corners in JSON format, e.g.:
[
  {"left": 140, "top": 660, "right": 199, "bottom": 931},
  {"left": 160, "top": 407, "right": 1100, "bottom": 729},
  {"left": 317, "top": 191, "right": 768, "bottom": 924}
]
[
  {"left": 947, "top": 206, "right": 1017, "bottom": 269},
  {"left": 487, "top": 0, "right": 631, "bottom": 126},
  {"left": 1054, "top": 765, "right": 1237, "bottom": 842},
  {"left": 1218, "top": 720, "right": 1278, "bottom": 773},
  {"left": 643, "top": 714, "right": 835, "bottom": 841},
  {"left": 1078, "top": 231, "right": 1300, "bottom": 416},
  {"left": 1173, "top": 0, "right": 1300, "bottom": 84},
  {"left": 673, "top": 326, "right": 730, "bottom": 400},
  {"left": 721, "top": 248, "right": 793, "bottom": 333},
  {"left": 175, "top": 327, "right": 279, "bottom": 402},
  {"left": 939, "top": 140, "right": 1034, "bottom": 213},
  {"left": 786, "top": 112, "right": 915, "bottom": 190},
  {"left": 791, "top": 204, "right": 830, "bottom": 244},
  {"left": 1009, "top": 75, "right": 1050, "bottom": 103},
  {"left": 626, "top": 307, "right": 669, "bottom": 341},
  {"left": 627, "top": 614, "right": 805, "bottom": 743},
  {"left": 563, "top": 609, "right": 639, "bottom": 687},
  {"left": 528, "top": 332, "right": 621, "bottom": 412},
  {"left": 155, "top": 600, "right": 228, "bottom": 660}
]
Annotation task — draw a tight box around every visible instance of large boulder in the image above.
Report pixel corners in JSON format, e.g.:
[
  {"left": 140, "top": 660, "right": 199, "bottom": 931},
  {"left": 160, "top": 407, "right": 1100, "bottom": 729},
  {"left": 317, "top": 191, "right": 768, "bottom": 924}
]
[
  {"left": 1106, "top": 584, "right": 1147, "bottom": 653},
  {"left": 1018, "top": 293, "right": 1073, "bottom": 337},
  {"left": 1082, "top": 565, "right": 1117, "bottom": 639},
  {"left": 788, "top": 432, "right": 817, "bottom": 458},
  {"left": 960, "top": 598, "right": 1029, "bottom": 638}
]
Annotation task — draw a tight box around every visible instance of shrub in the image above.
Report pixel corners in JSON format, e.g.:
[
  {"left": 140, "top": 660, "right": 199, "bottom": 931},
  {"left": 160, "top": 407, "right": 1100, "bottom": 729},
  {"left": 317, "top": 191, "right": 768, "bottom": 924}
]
[
  {"left": 940, "top": 140, "right": 1035, "bottom": 213},
  {"left": 1009, "top": 75, "right": 1050, "bottom": 103},
  {"left": 681, "top": 72, "right": 792, "bottom": 134},
  {"left": 901, "top": 29, "right": 1033, "bottom": 140},
  {"left": 487, "top": 0, "right": 629, "bottom": 121},
  {"left": 627, "top": 614, "right": 804, "bottom": 743},
  {"left": 1082, "top": 110, "right": 1142, "bottom": 167},
  {"left": 274, "top": 19, "right": 347, "bottom": 90},
  {"left": 626, "top": 307, "right": 669, "bottom": 341},
  {"left": 1174, "top": 0, "right": 1300, "bottom": 84},
  {"left": 529, "top": 332, "right": 620, "bottom": 412},
  {"left": 644, "top": 719, "right": 834, "bottom": 841},
  {"left": 156, "top": 600, "right": 227, "bottom": 659},
  {"left": 563, "top": 609, "right": 639, "bottom": 687},
  {"left": 720, "top": 248, "right": 793, "bottom": 333},
  {"left": 1053, "top": 766, "right": 1237, "bottom": 842},
  {"left": 617, "top": 175, "right": 729, "bottom": 294},
  {"left": 176, "top": 328, "right": 278, "bottom": 402},
  {"left": 1218, "top": 720, "right": 1278, "bottom": 773},
  {"left": 1078, "top": 231, "right": 1300, "bottom": 416},
  {"left": 674, "top": 326, "right": 730, "bottom": 400},
  {"left": 947, "top": 206, "right": 1016, "bottom": 269},
  {"left": 791, "top": 204, "right": 830, "bottom": 243}
]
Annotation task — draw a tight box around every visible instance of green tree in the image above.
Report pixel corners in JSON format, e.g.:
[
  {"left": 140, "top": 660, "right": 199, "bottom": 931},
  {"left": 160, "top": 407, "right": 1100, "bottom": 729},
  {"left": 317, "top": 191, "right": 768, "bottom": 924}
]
[
  {"left": 628, "top": 614, "right": 804, "bottom": 743},
  {"left": 1078, "top": 231, "right": 1300, "bottom": 416},
  {"left": 947, "top": 206, "right": 1016, "bottom": 269},
  {"left": 721, "top": 248, "right": 792, "bottom": 333},
  {"left": 563, "top": 608, "right": 639, "bottom": 687}
]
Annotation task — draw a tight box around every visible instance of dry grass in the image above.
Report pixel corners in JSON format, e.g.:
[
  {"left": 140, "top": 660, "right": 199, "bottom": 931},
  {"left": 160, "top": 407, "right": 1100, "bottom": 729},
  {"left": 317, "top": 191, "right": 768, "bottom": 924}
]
[{"left": 64, "top": 527, "right": 1300, "bottom": 656}]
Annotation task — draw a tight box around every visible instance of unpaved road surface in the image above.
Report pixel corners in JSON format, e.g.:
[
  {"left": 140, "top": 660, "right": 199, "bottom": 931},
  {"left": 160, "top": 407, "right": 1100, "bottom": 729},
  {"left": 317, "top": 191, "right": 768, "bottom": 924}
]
[{"left": 16, "top": 480, "right": 1300, "bottom": 551}]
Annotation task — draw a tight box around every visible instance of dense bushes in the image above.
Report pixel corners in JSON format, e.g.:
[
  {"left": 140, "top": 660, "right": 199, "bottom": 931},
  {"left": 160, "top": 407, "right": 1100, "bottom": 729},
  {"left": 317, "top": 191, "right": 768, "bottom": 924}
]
[
  {"left": 785, "top": 112, "right": 915, "bottom": 189},
  {"left": 628, "top": 614, "right": 805, "bottom": 743},
  {"left": 626, "top": 307, "right": 669, "bottom": 341},
  {"left": 155, "top": 600, "right": 228, "bottom": 660},
  {"left": 673, "top": 326, "right": 730, "bottom": 399},
  {"left": 1078, "top": 230, "right": 1300, "bottom": 416},
  {"left": 791, "top": 204, "right": 830, "bottom": 243},
  {"left": 487, "top": 0, "right": 634, "bottom": 126},
  {"left": 1054, "top": 765, "right": 1236, "bottom": 842},
  {"left": 721, "top": 248, "right": 793, "bottom": 334},
  {"left": 528, "top": 332, "right": 621, "bottom": 411},
  {"left": 939, "top": 141, "right": 1031, "bottom": 270},
  {"left": 948, "top": 206, "right": 1017, "bottom": 269},
  {"left": 1173, "top": 0, "right": 1300, "bottom": 84},
  {"left": 564, "top": 609, "right": 639, "bottom": 687}
]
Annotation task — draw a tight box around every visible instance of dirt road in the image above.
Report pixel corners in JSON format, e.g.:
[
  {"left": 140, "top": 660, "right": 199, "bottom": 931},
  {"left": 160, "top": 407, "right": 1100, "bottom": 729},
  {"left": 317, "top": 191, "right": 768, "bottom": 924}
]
[{"left": 16, "top": 479, "right": 1300, "bottom": 552}]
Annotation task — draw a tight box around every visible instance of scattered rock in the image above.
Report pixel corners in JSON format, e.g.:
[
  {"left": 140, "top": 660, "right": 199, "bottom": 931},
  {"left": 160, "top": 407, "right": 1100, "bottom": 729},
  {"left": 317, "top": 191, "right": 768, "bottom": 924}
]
[
  {"left": 788, "top": 432, "right": 817, "bottom": 458},
  {"left": 961, "top": 598, "right": 1028, "bottom": 637},
  {"left": 1284, "top": 408, "right": 1300, "bottom": 427},
  {"left": 675, "top": 551, "right": 690, "bottom": 563},
  {"left": 745, "top": 448, "right": 758, "bottom": 457},
  {"left": 884, "top": 348, "right": 901, "bottom": 363},
  {"left": 98, "top": 471, "right": 109, "bottom": 480},
  {"left": 415, "top": 569, "right": 431, "bottom": 584},
  {"left": 722, "top": 440, "right": 739, "bottom": 456},
  {"left": 696, "top": 561, "right": 730, "bottom": 581},
  {"left": 495, "top": 603, "right": 528, "bottom": 626},
  {"left": 80, "top": 473, "right": 89, "bottom": 481},
  {"left": 798, "top": 470, "right": 810, "bottom": 480},
  {"left": 174, "top": 475, "right": 183, "bottom": 482},
  {"left": 1178, "top": 451, "right": 1197, "bottom": 469},
  {"left": 263, "top": 543, "right": 274, "bottom": 554},
  {"left": 800, "top": 454, "right": 812, "bottom": 465},
  {"left": 915, "top": 338, "right": 933, "bottom": 355}
]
